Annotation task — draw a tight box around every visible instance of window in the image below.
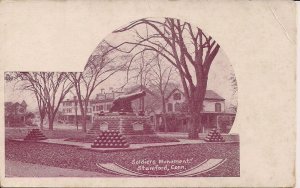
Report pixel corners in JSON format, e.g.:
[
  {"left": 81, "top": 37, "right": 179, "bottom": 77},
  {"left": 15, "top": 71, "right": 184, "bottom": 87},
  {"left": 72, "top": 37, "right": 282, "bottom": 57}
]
[
  {"left": 19, "top": 107, "right": 25, "bottom": 113},
  {"left": 65, "top": 102, "right": 72, "bottom": 106},
  {"left": 215, "top": 103, "right": 221, "bottom": 112},
  {"left": 174, "top": 103, "right": 181, "bottom": 111},
  {"left": 173, "top": 93, "right": 181, "bottom": 100},
  {"left": 167, "top": 103, "right": 173, "bottom": 112},
  {"left": 96, "top": 105, "right": 104, "bottom": 111},
  {"left": 107, "top": 104, "right": 112, "bottom": 111}
]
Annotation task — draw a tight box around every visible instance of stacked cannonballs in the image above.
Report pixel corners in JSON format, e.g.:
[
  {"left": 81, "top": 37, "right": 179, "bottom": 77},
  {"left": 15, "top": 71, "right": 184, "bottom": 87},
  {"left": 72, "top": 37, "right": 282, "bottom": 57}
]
[
  {"left": 204, "top": 128, "right": 225, "bottom": 142},
  {"left": 24, "top": 129, "right": 47, "bottom": 141},
  {"left": 91, "top": 130, "right": 130, "bottom": 148}
]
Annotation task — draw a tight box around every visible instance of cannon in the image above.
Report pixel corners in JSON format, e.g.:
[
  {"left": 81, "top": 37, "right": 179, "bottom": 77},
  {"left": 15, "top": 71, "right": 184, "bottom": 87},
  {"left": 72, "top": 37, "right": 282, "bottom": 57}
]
[{"left": 109, "top": 90, "right": 146, "bottom": 113}]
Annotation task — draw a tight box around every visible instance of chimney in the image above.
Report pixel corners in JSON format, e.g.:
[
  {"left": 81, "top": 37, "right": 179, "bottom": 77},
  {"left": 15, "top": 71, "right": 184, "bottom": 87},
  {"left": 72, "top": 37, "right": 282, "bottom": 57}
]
[
  {"left": 101, "top": 88, "right": 105, "bottom": 94},
  {"left": 109, "top": 87, "right": 114, "bottom": 93}
]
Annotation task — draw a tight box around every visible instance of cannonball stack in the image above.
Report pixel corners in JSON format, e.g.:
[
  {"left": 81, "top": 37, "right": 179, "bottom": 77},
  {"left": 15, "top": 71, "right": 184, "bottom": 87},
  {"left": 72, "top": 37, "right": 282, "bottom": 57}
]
[
  {"left": 204, "top": 128, "right": 225, "bottom": 142},
  {"left": 24, "top": 128, "right": 47, "bottom": 141},
  {"left": 91, "top": 130, "right": 130, "bottom": 148}
]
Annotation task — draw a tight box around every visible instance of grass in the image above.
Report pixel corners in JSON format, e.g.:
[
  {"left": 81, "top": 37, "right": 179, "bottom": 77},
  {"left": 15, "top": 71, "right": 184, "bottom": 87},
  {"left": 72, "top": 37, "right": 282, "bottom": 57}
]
[
  {"left": 6, "top": 128, "right": 87, "bottom": 140},
  {"left": 6, "top": 140, "right": 239, "bottom": 177},
  {"left": 6, "top": 127, "right": 179, "bottom": 144}
]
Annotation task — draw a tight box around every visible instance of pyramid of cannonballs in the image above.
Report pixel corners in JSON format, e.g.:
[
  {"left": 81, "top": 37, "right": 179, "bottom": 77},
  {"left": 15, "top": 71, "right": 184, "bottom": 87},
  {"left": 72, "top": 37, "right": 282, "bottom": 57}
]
[
  {"left": 91, "top": 130, "right": 130, "bottom": 148},
  {"left": 204, "top": 128, "right": 225, "bottom": 142},
  {"left": 24, "top": 128, "right": 47, "bottom": 141}
]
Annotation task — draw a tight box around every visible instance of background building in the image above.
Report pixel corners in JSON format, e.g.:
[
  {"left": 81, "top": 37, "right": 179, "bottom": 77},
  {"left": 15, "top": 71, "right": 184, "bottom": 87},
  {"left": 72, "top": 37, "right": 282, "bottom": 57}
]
[
  {"left": 151, "top": 88, "right": 235, "bottom": 133},
  {"left": 5, "top": 100, "right": 30, "bottom": 127},
  {"left": 59, "top": 87, "right": 235, "bottom": 133}
]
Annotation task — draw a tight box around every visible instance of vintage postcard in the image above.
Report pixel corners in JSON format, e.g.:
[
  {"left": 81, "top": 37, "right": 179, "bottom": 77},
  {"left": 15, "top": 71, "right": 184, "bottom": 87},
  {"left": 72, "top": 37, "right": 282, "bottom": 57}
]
[{"left": 0, "top": 0, "right": 296, "bottom": 187}]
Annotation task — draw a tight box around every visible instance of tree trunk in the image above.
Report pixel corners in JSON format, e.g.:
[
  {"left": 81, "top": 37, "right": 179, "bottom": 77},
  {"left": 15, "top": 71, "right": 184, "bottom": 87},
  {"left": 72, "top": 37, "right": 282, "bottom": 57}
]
[
  {"left": 187, "top": 96, "right": 203, "bottom": 139},
  {"left": 161, "top": 97, "right": 168, "bottom": 132},
  {"left": 48, "top": 115, "right": 54, "bottom": 131},
  {"left": 40, "top": 118, "right": 44, "bottom": 130},
  {"left": 81, "top": 112, "right": 87, "bottom": 132},
  {"left": 188, "top": 112, "right": 201, "bottom": 139},
  {"left": 81, "top": 102, "right": 89, "bottom": 133}
]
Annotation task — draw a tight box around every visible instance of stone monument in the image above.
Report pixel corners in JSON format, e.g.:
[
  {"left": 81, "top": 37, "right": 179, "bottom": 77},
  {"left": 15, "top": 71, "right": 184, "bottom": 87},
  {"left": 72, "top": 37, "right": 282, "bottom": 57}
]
[{"left": 92, "top": 90, "right": 154, "bottom": 135}]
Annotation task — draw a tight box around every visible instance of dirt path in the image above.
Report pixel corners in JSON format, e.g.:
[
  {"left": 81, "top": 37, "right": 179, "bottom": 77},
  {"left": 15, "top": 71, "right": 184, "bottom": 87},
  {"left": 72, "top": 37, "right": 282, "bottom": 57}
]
[{"left": 5, "top": 160, "right": 111, "bottom": 177}]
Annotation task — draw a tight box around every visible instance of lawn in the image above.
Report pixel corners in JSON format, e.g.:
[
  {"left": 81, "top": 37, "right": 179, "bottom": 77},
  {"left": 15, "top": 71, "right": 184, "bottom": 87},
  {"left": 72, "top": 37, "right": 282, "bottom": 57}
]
[
  {"left": 6, "top": 128, "right": 179, "bottom": 144},
  {"left": 5, "top": 128, "right": 86, "bottom": 140},
  {"left": 5, "top": 140, "right": 239, "bottom": 177}
]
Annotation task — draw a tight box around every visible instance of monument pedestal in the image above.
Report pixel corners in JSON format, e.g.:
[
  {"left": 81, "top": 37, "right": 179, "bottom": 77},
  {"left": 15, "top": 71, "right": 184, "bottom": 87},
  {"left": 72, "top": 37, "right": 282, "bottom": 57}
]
[{"left": 93, "top": 114, "right": 154, "bottom": 135}]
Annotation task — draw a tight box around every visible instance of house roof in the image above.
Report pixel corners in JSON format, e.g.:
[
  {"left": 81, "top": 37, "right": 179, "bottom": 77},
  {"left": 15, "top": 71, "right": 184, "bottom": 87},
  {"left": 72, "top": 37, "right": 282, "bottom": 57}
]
[
  {"left": 165, "top": 88, "right": 184, "bottom": 100},
  {"left": 21, "top": 100, "right": 27, "bottom": 106},
  {"left": 166, "top": 88, "right": 225, "bottom": 101},
  {"left": 5, "top": 102, "right": 13, "bottom": 106},
  {"left": 5, "top": 101, "right": 28, "bottom": 107},
  {"left": 205, "top": 90, "right": 225, "bottom": 100},
  {"left": 125, "top": 85, "right": 156, "bottom": 96}
]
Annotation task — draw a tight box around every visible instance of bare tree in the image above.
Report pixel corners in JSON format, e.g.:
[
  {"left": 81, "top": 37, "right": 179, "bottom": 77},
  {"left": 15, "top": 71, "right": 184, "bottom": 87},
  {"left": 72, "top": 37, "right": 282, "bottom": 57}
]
[
  {"left": 109, "top": 18, "right": 220, "bottom": 138},
  {"left": 148, "top": 53, "right": 175, "bottom": 132},
  {"left": 67, "top": 44, "right": 128, "bottom": 132},
  {"left": 5, "top": 72, "right": 47, "bottom": 129},
  {"left": 14, "top": 72, "right": 72, "bottom": 130},
  {"left": 34, "top": 91, "right": 47, "bottom": 129}
]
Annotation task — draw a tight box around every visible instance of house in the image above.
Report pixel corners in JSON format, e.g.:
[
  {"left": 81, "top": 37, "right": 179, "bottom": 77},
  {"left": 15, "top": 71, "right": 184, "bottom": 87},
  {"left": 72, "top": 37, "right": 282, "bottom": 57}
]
[
  {"left": 152, "top": 88, "right": 235, "bottom": 133},
  {"left": 5, "top": 100, "right": 28, "bottom": 126},
  {"left": 59, "top": 96, "right": 93, "bottom": 124},
  {"left": 59, "top": 89, "right": 124, "bottom": 124},
  {"left": 165, "top": 88, "right": 225, "bottom": 113},
  {"left": 92, "top": 88, "right": 123, "bottom": 115}
]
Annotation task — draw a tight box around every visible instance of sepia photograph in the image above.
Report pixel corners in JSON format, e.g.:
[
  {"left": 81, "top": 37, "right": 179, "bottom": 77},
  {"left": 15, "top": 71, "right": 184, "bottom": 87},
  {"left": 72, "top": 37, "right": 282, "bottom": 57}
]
[
  {"left": 1, "top": 0, "right": 296, "bottom": 187},
  {"left": 5, "top": 17, "right": 239, "bottom": 177}
]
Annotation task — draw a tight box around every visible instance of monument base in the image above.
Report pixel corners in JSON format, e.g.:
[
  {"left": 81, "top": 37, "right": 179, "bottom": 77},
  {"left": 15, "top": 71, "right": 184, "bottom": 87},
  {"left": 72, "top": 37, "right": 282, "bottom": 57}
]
[{"left": 93, "top": 114, "right": 155, "bottom": 135}]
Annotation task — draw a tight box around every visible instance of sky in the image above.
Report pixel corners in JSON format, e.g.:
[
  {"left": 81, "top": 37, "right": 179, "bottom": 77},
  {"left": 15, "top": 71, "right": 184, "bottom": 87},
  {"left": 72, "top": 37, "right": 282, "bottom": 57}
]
[{"left": 4, "top": 18, "right": 238, "bottom": 112}]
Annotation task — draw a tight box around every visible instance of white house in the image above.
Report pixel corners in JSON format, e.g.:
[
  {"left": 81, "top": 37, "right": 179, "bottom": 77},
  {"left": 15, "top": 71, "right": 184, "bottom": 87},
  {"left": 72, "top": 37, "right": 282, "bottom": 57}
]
[
  {"left": 152, "top": 88, "right": 235, "bottom": 133},
  {"left": 59, "top": 89, "right": 123, "bottom": 124},
  {"left": 165, "top": 88, "right": 225, "bottom": 113},
  {"left": 60, "top": 96, "right": 93, "bottom": 123}
]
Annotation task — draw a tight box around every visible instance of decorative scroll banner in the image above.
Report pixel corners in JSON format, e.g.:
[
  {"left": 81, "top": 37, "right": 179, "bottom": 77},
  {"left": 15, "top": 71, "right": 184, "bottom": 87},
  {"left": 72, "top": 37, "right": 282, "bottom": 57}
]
[{"left": 96, "top": 159, "right": 227, "bottom": 177}]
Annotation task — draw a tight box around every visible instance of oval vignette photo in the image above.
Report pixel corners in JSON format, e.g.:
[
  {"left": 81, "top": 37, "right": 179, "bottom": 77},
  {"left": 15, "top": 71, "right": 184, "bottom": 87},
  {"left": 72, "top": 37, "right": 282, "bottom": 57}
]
[{"left": 5, "top": 17, "right": 239, "bottom": 177}]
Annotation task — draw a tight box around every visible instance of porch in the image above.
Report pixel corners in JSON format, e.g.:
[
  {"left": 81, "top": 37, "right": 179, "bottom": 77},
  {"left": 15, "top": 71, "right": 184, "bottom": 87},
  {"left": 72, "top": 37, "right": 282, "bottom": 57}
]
[{"left": 151, "top": 112, "right": 235, "bottom": 133}]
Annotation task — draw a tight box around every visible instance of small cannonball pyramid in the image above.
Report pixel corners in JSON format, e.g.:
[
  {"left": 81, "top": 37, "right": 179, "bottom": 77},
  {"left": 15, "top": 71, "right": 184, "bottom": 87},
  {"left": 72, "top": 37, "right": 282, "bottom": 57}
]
[
  {"left": 24, "top": 128, "right": 47, "bottom": 141},
  {"left": 91, "top": 130, "right": 130, "bottom": 148},
  {"left": 204, "top": 128, "right": 225, "bottom": 142}
]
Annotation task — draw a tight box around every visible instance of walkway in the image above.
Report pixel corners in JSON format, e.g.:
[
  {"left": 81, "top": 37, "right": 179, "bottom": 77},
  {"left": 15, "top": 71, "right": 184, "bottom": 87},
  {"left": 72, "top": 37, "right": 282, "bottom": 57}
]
[
  {"left": 5, "top": 160, "right": 109, "bottom": 177},
  {"left": 11, "top": 137, "right": 236, "bottom": 152}
]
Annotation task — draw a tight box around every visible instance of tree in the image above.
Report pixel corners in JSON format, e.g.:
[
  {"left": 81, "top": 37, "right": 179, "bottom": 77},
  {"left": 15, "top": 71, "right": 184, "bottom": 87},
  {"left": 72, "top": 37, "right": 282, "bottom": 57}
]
[
  {"left": 67, "top": 44, "right": 128, "bottom": 132},
  {"left": 5, "top": 72, "right": 47, "bottom": 129},
  {"left": 228, "top": 72, "right": 238, "bottom": 113},
  {"left": 148, "top": 53, "right": 175, "bottom": 132},
  {"left": 109, "top": 18, "right": 220, "bottom": 138},
  {"left": 14, "top": 72, "right": 72, "bottom": 130}
]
